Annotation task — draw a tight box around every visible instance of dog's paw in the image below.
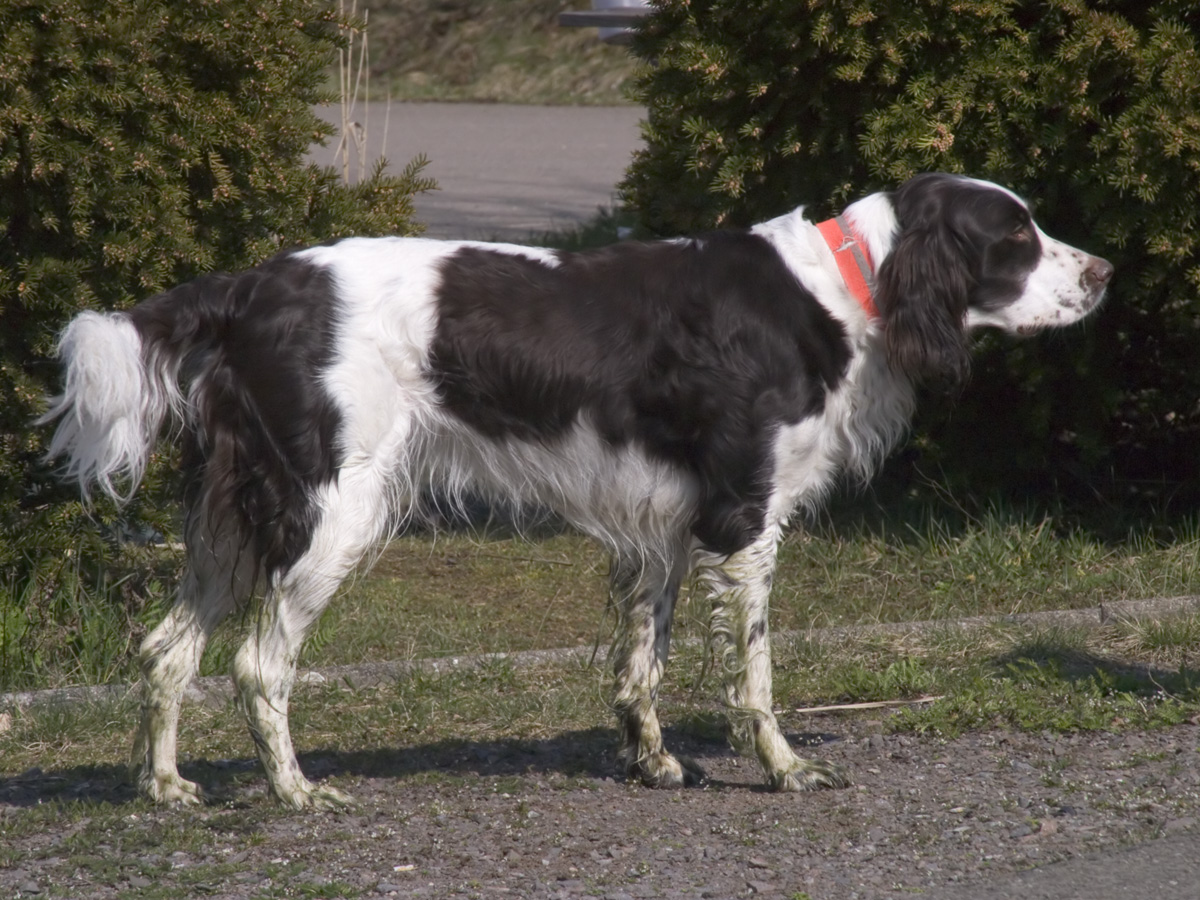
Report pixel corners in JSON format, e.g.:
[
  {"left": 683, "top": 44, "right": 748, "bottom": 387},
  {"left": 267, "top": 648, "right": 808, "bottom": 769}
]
[
  {"left": 274, "top": 780, "right": 356, "bottom": 810},
  {"left": 769, "top": 757, "right": 850, "bottom": 792},
  {"left": 620, "top": 748, "right": 706, "bottom": 788},
  {"left": 138, "top": 771, "right": 206, "bottom": 806}
]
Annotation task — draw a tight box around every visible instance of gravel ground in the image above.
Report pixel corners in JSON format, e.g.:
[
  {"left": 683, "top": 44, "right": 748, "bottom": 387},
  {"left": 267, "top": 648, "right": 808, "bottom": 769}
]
[{"left": 3, "top": 715, "right": 1198, "bottom": 899}]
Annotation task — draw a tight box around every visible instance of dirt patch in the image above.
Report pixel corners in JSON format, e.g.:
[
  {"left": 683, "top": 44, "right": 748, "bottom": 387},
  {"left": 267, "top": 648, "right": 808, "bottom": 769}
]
[{"left": 3, "top": 716, "right": 1198, "bottom": 899}]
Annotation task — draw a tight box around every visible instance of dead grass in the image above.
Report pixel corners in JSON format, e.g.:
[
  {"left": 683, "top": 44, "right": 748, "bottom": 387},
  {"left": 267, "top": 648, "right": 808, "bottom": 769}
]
[{"left": 355, "top": 0, "right": 640, "bottom": 105}]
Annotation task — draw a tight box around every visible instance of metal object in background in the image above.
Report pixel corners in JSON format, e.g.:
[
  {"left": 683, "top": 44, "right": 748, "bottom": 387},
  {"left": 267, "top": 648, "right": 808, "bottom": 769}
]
[{"left": 558, "top": 0, "right": 651, "bottom": 45}]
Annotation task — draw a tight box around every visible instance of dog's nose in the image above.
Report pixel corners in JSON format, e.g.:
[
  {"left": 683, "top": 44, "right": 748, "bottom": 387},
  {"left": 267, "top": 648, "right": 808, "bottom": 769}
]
[{"left": 1084, "top": 257, "right": 1114, "bottom": 290}]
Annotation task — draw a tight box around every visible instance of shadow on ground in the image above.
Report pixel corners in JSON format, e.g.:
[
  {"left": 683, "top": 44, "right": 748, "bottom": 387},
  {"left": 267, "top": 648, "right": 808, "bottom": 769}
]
[
  {"left": 994, "top": 641, "right": 1197, "bottom": 693},
  {"left": 0, "top": 724, "right": 849, "bottom": 809}
]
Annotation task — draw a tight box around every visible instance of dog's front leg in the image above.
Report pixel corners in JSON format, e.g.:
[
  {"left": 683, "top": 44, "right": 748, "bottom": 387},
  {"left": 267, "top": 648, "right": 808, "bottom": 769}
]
[
  {"left": 609, "top": 551, "right": 702, "bottom": 787},
  {"left": 702, "top": 526, "right": 849, "bottom": 791}
]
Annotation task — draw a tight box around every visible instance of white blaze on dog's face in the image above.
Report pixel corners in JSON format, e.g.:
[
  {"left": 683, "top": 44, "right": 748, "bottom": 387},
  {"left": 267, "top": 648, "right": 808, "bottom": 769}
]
[{"left": 967, "top": 223, "right": 1113, "bottom": 334}]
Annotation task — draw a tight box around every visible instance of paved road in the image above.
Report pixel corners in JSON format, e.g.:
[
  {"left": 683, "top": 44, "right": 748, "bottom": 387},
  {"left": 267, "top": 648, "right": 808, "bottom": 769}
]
[
  {"left": 308, "top": 102, "right": 644, "bottom": 241},
  {"left": 925, "top": 830, "right": 1199, "bottom": 900}
]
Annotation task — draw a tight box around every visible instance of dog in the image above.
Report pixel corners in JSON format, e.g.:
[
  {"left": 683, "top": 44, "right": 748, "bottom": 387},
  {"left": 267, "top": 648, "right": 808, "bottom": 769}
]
[{"left": 40, "top": 172, "right": 1111, "bottom": 808}]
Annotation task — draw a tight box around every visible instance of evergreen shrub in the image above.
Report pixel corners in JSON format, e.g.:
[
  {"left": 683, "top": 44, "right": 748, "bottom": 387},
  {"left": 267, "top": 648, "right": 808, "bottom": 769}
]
[
  {"left": 0, "top": 0, "right": 432, "bottom": 688},
  {"left": 623, "top": 0, "right": 1200, "bottom": 511}
]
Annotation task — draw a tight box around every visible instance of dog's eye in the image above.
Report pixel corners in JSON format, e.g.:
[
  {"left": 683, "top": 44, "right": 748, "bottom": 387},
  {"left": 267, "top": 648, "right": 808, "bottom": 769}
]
[{"left": 1009, "top": 223, "right": 1033, "bottom": 243}]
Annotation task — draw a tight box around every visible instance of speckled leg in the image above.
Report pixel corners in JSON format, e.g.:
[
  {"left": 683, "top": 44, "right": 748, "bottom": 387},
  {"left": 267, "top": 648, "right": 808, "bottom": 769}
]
[
  {"left": 702, "top": 526, "right": 850, "bottom": 792},
  {"left": 132, "top": 520, "right": 251, "bottom": 805},
  {"left": 233, "top": 468, "right": 389, "bottom": 809},
  {"left": 609, "top": 549, "right": 703, "bottom": 788}
]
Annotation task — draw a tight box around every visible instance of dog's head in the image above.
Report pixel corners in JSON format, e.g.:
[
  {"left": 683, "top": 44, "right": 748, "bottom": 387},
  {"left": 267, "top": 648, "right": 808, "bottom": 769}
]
[{"left": 873, "top": 173, "right": 1112, "bottom": 389}]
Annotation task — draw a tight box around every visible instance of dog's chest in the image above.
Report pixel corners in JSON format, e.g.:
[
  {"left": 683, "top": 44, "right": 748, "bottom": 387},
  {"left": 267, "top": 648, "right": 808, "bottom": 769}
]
[{"left": 768, "top": 349, "right": 915, "bottom": 515}]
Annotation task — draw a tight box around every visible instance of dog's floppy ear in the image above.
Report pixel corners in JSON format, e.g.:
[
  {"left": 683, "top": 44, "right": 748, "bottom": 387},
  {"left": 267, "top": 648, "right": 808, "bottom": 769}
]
[{"left": 874, "top": 221, "right": 972, "bottom": 391}]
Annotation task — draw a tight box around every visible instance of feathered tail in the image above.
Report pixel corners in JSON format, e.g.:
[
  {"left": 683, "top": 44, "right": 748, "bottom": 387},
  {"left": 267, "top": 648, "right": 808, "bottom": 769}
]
[
  {"left": 39, "top": 310, "right": 181, "bottom": 503},
  {"left": 40, "top": 259, "right": 343, "bottom": 581}
]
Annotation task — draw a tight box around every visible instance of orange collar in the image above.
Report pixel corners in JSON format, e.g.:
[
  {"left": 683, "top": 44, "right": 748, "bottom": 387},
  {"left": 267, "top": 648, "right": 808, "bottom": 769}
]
[{"left": 816, "top": 215, "right": 878, "bottom": 319}]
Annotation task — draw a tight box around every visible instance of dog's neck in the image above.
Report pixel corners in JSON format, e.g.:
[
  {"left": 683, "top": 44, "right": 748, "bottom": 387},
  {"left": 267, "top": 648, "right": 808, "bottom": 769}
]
[
  {"left": 816, "top": 191, "right": 899, "bottom": 321},
  {"left": 840, "top": 190, "right": 900, "bottom": 267},
  {"left": 816, "top": 215, "right": 878, "bottom": 319}
]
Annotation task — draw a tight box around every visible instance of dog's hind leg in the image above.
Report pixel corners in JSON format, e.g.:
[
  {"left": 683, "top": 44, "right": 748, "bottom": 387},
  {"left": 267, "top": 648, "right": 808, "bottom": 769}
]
[
  {"left": 231, "top": 465, "right": 390, "bottom": 809},
  {"left": 132, "top": 517, "right": 253, "bottom": 805},
  {"left": 701, "top": 525, "right": 850, "bottom": 792},
  {"left": 609, "top": 546, "right": 702, "bottom": 788}
]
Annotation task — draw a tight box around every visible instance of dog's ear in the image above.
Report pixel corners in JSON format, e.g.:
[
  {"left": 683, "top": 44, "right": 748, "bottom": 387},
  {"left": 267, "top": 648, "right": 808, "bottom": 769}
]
[{"left": 874, "top": 223, "right": 972, "bottom": 391}]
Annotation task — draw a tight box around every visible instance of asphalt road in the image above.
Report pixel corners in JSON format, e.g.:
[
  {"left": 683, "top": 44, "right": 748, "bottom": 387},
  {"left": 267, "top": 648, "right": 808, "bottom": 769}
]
[
  {"left": 308, "top": 102, "right": 644, "bottom": 241},
  {"left": 924, "top": 830, "right": 1200, "bottom": 900}
]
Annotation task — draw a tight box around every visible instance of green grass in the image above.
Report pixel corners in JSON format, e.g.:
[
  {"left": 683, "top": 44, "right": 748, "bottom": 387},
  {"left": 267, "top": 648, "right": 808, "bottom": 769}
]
[
  {"left": 1119, "top": 615, "right": 1200, "bottom": 654},
  {"left": 771, "top": 507, "right": 1200, "bottom": 629},
  {"left": 255, "top": 506, "right": 1199, "bottom": 677},
  {"left": 291, "top": 531, "right": 613, "bottom": 670},
  {"left": 8, "top": 505, "right": 1194, "bottom": 796},
  {"left": 3, "top": 607, "right": 1198, "bottom": 900},
  {"left": 5, "top": 504, "right": 1200, "bottom": 693},
  {"left": 0, "top": 656, "right": 615, "bottom": 780},
  {"left": 0, "top": 543, "right": 177, "bottom": 693},
  {"left": 772, "top": 622, "right": 1200, "bottom": 738}
]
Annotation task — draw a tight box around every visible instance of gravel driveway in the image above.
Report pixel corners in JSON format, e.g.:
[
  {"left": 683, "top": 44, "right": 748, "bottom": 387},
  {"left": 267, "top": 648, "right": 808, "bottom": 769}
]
[{"left": 3, "top": 713, "right": 1198, "bottom": 899}]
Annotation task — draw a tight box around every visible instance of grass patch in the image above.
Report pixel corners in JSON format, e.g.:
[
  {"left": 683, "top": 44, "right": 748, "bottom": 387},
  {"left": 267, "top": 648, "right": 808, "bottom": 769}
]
[
  {"left": 6, "top": 618, "right": 1200, "bottom": 782},
  {"left": 3, "top": 621, "right": 1198, "bottom": 812},
  {"left": 773, "top": 619, "right": 1200, "bottom": 738},
  {"left": 244, "top": 506, "right": 1198, "bottom": 678},
  {"left": 357, "top": 0, "right": 639, "bottom": 105},
  {"left": 289, "top": 531, "right": 614, "bottom": 670},
  {"left": 1116, "top": 615, "right": 1200, "bottom": 656},
  {"left": 891, "top": 654, "right": 1200, "bottom": 737},
  {"left": 0, "top": 656, "right": 617, "bottom": 781},
  {"left": 7, "top": 504, "right": 1198, "bottom": 694},
  {"left": 2, "top": 618, "right": 1197, "bottom": 898},
  {"left": 1, "top": 543, "right": 177, "bottom": 692},
  {"left": 770, "top": 506, "right": 1200, "bottom": 629}
]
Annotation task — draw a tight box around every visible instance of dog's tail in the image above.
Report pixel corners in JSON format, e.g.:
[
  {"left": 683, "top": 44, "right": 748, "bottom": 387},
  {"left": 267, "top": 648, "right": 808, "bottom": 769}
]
[{"left": 39, "top": 275, "right": 235, "bottom": 503}]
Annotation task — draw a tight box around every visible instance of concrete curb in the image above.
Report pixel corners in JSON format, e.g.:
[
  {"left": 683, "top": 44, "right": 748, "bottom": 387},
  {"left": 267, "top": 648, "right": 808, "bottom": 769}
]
[{"left": 4, "top": 593, "right": 1198, "bottom": 714}]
